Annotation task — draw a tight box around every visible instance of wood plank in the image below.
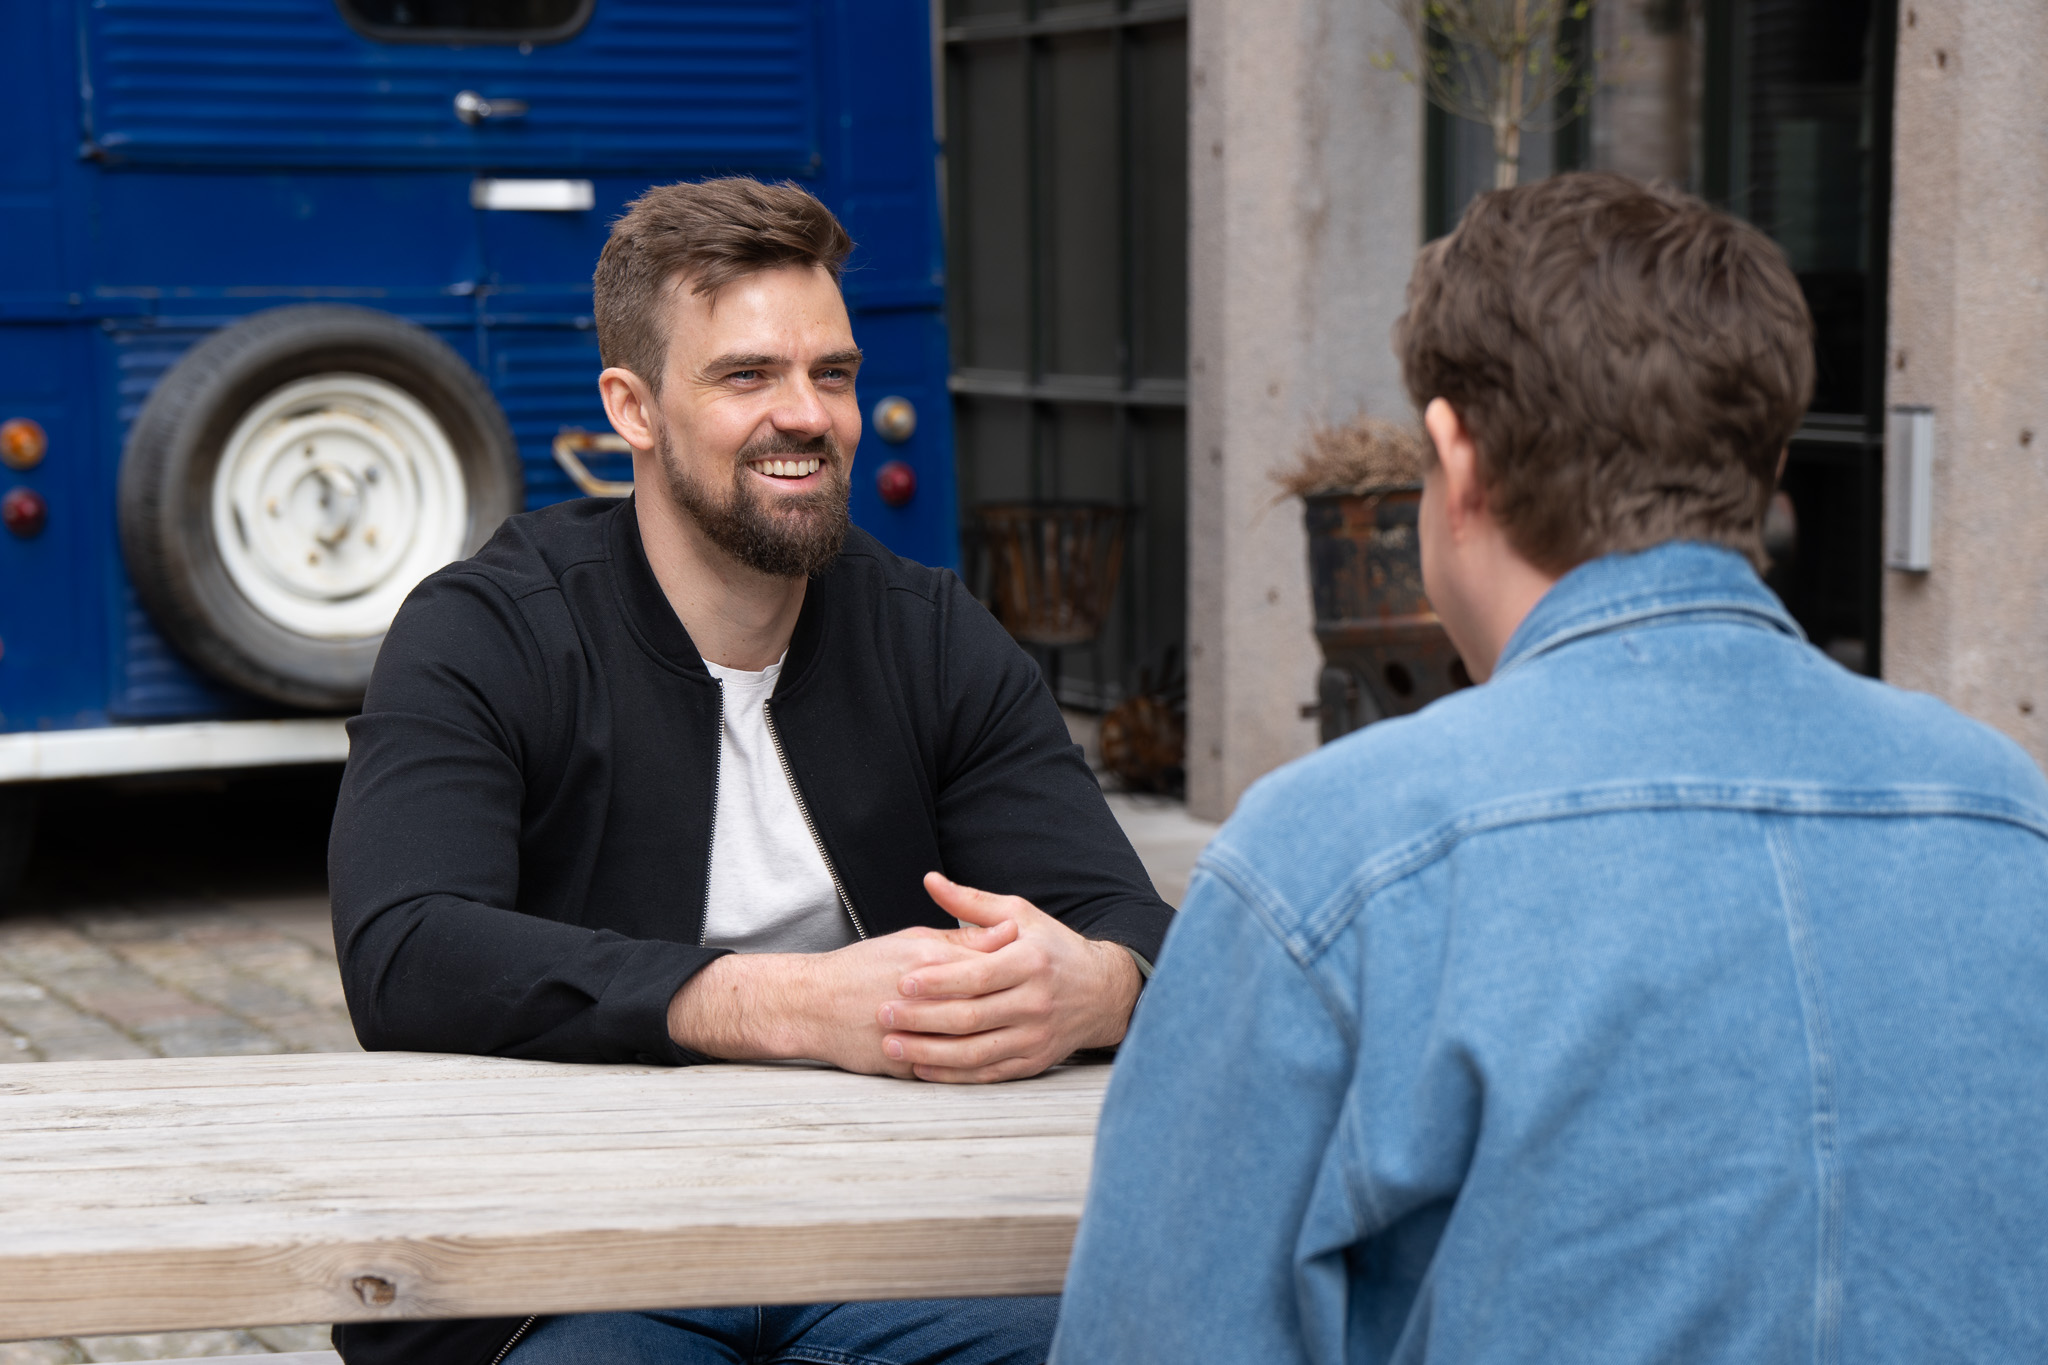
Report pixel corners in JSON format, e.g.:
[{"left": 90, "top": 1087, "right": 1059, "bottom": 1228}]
[{"left": 0, "top": 1053, "right": 1111, "bottom": 1339}]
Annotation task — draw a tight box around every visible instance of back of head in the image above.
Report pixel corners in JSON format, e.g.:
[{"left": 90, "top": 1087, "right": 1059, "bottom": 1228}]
[
  {"left": 1395, "top": 171, "right": 1814, "bottom": 573},
  {"left": 593, "top": 177, "right": 854, "bottom": 393}
]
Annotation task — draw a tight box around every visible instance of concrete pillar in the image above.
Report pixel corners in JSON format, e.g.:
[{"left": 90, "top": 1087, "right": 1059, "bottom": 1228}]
[
  {"left": 1883, "top": 1, "right": 2048, "bottom": 766},
  {"left": 1184, "top": 0, "right": 1423, "bottom": 821}
]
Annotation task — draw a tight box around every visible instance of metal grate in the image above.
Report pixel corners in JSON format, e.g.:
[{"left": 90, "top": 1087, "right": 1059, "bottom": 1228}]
[
  {"left": 82, "top": 0, "right": 817, "bottom": 172},
  {"left": 943, "top": 1, "right": 1188, "bottom": 709}
]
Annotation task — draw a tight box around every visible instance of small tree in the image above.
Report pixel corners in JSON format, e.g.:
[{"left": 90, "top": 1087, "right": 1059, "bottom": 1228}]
[{"left": 1376, "top": 0, "right": 1592, "bottom": 191}]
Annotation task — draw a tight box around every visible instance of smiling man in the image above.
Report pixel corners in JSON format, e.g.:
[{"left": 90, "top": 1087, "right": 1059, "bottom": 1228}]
[{"left": 327, "top": 178, "right": 1171, "bottom": 1365}]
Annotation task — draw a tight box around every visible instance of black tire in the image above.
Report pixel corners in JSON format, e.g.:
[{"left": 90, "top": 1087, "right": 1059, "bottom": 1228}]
[
  {"left": 0, "top": 786, "right": 36, "bottom": 912},
  {"left": 117, "top": 306, "right": 521, "bottom": 710}
]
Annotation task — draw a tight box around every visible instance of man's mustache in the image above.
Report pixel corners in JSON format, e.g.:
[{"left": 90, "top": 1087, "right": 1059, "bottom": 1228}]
[{"left": 737, "top": 433, "right": 840, "bottom": 465}]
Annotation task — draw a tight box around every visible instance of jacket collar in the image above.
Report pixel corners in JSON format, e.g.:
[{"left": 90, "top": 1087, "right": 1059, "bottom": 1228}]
[
  {"left": 604, "top": 494, "right": 834, "bottom": 688},
  {"left": 1492, "top": 541, "right": 1803, "bottom": 680}
]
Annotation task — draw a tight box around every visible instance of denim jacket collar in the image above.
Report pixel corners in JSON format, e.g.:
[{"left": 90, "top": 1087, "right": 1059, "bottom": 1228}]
[{"left": 1493, "top": 541, "right": 1804, "bottom": 680}]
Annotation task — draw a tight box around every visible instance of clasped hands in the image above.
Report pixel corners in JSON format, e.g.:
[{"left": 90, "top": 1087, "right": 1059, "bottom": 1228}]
[{"left": 667, "top": 872, "right": 1140, "bottom": 1083}]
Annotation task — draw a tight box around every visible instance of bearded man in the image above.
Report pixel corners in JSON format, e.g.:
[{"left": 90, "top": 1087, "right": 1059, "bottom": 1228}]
[{"left": 327, "top": 178, "right": 1171, "bottom": 1365}]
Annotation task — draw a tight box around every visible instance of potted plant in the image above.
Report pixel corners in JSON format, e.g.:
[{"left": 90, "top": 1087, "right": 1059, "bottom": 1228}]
[{"left": 1275, "top": 418, "right": 1472, "bottom": 742}]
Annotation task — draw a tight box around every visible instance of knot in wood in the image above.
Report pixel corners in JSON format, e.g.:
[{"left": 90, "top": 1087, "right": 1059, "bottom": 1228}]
[{"left": 353, "top": 1275, "right": 397, "bottom": 1307}]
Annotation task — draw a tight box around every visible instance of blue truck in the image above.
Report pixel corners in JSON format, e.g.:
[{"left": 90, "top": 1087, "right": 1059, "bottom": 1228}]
[{"left": 0, "top": 0, "right": 956, "bottom": 896}]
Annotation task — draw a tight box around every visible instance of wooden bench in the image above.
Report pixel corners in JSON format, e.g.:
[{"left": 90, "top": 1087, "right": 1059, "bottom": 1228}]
[{"left": 0, "top": 1052, "right": 1110, "bottom": 1352}]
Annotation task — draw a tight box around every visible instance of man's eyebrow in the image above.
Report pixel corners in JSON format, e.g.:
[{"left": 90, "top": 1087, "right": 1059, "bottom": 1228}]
[
  {"left": 701, "top": 352, "right": 781, "bottom": 375},
  {"left": 817, "top": 348, "right": 864, "bottom": 367}
]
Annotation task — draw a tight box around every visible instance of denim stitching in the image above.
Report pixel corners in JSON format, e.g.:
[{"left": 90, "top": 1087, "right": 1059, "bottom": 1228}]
[
  {"left": 1766, "top": 819, "right": 1845, "bottom": 1365},
  {"left": 1196, "top": 847, "right": 1361, "bottom": 1050},
  {"left": 1279, "top": 782, "right": 2048, "bottom": 960},
  {"left": 1332, "top": 1087, "right": 1391, "bottom": 1230}
]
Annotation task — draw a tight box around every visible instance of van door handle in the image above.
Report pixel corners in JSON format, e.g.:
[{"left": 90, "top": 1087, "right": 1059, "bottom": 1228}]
[{"left": 454, "top": 91, "right": 529, "bottom": 126}]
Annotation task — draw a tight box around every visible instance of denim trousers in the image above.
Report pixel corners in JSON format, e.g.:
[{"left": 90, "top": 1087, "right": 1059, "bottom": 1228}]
[{"left": 506, "top": 1296, "right": 1059, "bottom": 1365}]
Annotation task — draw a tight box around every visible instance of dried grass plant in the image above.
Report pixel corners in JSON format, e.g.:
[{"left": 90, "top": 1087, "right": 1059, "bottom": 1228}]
[{"left": 1272, "top": 417, "right": 1431, "bottom": 500}]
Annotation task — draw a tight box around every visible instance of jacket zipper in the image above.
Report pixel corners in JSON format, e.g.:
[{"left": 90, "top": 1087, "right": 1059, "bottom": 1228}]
[
  {"left": 699, "top": 679, "right": 723, "bottom": 948},
  {"left": 487, "top": 1315, "right": 539, "bottom": 1365},
  {"left": 763, "top": 699, "right": 867, "bottom": 940}
]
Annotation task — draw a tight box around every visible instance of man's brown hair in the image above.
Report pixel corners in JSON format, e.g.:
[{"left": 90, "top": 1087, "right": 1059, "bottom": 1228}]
[
  {"left": 594, "top": 177, "right": 855, "bottom": 391},
  {"left": 1395, "top": 171, "right": 1813, "bottom": 572}
]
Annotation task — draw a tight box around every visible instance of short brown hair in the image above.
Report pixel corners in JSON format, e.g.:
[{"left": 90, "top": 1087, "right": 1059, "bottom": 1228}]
[
  {"left": 1394, "top": 171, "right": 1813, "bottom": 572},
  {"left": 594, "top": 177, "right": 854, "bottom": 391}
]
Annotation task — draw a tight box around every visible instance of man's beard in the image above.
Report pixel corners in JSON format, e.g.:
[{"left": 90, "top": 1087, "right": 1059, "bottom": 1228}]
[{"left": 657, "top": 427, "right": 851, "bottom": 578}]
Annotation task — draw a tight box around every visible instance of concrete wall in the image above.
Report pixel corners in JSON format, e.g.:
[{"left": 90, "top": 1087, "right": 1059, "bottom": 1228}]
[
  {"left": 1184, "top": 0, "right": 1422, "bottom": 820},
  {"left": 1884, "top": 1, "right": 2048, "bottom": 765}
]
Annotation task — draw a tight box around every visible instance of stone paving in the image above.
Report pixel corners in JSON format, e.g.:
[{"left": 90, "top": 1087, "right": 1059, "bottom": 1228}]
[{"left": 0, "top": 769, "right": 1215, "bottom": 1360}]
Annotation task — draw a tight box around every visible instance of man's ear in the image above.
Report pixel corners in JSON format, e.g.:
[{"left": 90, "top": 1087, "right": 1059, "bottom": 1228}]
[
  {"left": 598, "top": 367, "right": 659, "bottom": 453},
  {"left": 1423, "top": 398, "right": 1487, "bottom": 537}
]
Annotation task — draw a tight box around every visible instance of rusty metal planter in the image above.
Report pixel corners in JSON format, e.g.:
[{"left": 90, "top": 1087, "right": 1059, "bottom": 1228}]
[
  {"left": 1304, "top": 486, "right": 1470, "bottom": 742},
  {"left": 972, "top": 502, "right": 1129, "bottom": 648}
]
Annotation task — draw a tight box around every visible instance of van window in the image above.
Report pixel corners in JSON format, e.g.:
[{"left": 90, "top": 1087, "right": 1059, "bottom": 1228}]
[{"left": 337, "top": 0, "right": 592, "bottom": 44}]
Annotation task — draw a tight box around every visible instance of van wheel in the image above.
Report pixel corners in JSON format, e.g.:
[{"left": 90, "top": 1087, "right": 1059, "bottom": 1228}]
[{"left": 118, "top": 306, "right": 521, "bottom": 710}]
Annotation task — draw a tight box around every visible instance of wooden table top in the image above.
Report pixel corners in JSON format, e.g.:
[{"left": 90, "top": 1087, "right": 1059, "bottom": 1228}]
[{"left": 0, "top": 1052, "right": 1111, "bottom": 1340}]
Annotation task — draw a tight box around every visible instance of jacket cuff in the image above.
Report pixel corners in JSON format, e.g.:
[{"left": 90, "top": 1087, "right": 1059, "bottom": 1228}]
[
  {"left": 606, "top": 943, "right": 733, "bottom": 1066},
  {"left": 1079, "top": 902, "right": 1173, "bottom": 969}
]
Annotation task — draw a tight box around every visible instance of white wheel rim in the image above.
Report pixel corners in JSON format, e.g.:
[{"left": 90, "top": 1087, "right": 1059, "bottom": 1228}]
[{"left": 211, "top": 374, "right": 470, "bottom": 641}]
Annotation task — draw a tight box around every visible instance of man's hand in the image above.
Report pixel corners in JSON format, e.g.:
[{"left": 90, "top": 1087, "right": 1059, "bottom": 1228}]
[
  {"left": 667, "top": 919, "right": 1016, "bottom": 1076},
  {"left": 876, "top": 871, "right": 1142, "bottom": 1084}
]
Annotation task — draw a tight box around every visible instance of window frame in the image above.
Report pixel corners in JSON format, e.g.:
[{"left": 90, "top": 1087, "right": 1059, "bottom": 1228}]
[{"left": 334, "top": 0, "right": 594, "bottom": 47}]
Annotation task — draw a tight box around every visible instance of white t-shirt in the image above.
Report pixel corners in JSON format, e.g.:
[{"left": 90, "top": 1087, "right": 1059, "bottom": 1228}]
[{"left": 700, "top": 654, "right": 858, "bottom": 955}]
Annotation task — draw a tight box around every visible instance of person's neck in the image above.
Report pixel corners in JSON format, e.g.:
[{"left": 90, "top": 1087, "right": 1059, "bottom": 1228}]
[
  {"left": 1457, "top": 545, "right": 1556, "bottom": 681},
  {"left": 635, "top": 491, "right": 807, "bottom": 672}
]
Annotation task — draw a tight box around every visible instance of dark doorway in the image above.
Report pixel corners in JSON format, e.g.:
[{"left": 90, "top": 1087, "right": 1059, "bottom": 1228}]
[
  {"left": 942, "top": 1, "right": 1189, "bottom": 710},
  {"left": 1423, "top": 0, "right": 1895, "bottom": 675}
]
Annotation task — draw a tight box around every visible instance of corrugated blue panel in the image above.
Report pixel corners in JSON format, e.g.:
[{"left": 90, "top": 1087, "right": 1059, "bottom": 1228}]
[
  {"left": 105, "top": 326, "right": 247, "bottom": 719},
  {"left": 85, "top": 0, "right": 818, "bottom": 172},
  {"left": 484, "top": 326, "right": 620, "bottom": 511},
  {"left": 112, "top": 589, "right": 275, "bottom": 720}
]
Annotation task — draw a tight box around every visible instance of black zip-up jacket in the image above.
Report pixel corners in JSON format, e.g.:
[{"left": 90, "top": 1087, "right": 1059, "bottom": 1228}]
[{"left": 327, "top": 496, "right": 1173, "bottom": 1365}]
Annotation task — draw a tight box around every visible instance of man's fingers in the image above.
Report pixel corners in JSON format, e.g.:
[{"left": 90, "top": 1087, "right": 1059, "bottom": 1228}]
[
  {"left": 898, "top": 941, "right": 1034, "bottom": 1000},
  {"left": 911, "top": 1057, "right": 1048, "bottom": 1085},
  {"left": 931, "top": 916, "right": 1019, "bottom": 955},
  {"left": 878, "top": 982, "right": 1041, "bottom": 1036},
  {"left": 882, "top": 1024, "right": 1047, "bottom": 1075},
  {"left": 922, "top": 870, "right": 1032, "bottom": 930}
]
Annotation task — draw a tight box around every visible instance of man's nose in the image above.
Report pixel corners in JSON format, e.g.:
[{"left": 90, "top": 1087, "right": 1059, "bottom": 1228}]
[{"left": 770, "top": 376, "right": 835, "bottom": 439}]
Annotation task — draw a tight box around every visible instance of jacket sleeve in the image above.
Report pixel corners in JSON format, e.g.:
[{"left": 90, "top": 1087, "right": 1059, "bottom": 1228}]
[
  {"left": 1049, "top": 863, "right": 1353, "bottom": 1365},
  {"left": 328, "top": 571, "right": 724, "bottom": 1065},
  {"left": 931, "top": 573, "right": 1175, "bottom": 963}
]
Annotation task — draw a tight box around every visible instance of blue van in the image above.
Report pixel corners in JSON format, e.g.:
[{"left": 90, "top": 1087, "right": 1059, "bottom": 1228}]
[{"left": 0, "top": 0, "right": 954, "bottom": 892}]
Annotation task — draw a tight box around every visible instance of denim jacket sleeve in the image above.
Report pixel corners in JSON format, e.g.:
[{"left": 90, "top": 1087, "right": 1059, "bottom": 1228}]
[{"left": 1050, "top": 859, "right": 1356, "bottom": 1365}]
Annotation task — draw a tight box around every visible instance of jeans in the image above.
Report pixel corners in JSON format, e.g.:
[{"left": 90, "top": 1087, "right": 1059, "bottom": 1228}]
[{"left": 507, "top": 1296, "right": 1059, "bottom": 1365}]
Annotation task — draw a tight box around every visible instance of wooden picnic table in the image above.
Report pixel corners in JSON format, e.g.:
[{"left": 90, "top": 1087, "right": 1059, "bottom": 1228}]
[{"left": 0, "top": 1052, "right": 1111, "bottom": 1341}]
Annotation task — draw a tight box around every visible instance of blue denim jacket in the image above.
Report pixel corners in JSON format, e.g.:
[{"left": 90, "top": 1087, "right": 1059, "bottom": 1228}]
[{"left": 1053, "top": 543, "right": 2048, "bottom": 1364}]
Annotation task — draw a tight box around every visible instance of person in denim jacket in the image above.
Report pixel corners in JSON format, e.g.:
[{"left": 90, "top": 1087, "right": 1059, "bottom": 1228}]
[{"left": 1051, "top": 172, "right": 2048, "bottom": 1363}]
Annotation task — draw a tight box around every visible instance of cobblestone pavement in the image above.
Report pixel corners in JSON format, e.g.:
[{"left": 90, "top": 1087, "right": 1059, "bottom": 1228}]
[{"left": 0, "top": 769, "right": 1215, "bottom": 1360}]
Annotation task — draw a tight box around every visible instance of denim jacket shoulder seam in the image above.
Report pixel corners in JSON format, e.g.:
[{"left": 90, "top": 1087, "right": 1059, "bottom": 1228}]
[
  {"left": 1195, "top": 847, "right": 1361, "bottom": 1051},
  {"left": 1283, "top": 781, "right": 2048, "bottom": 959}
]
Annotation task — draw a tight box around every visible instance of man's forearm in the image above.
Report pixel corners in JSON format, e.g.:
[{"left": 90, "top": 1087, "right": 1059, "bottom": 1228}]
[{"left": 666, "top": 953, "right": 816, "bottom": 1060}]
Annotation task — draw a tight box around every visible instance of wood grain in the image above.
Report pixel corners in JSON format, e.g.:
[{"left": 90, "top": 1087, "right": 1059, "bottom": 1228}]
[{"left": 0, "top": 1053, "right": 1110, "bottom": 1339}]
